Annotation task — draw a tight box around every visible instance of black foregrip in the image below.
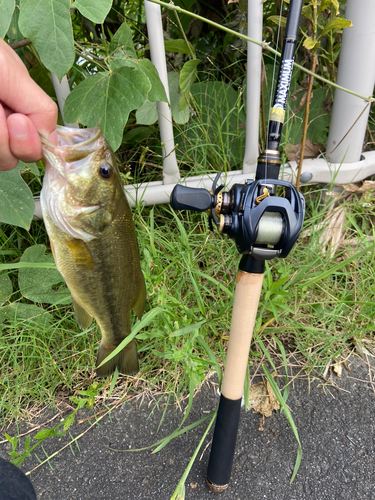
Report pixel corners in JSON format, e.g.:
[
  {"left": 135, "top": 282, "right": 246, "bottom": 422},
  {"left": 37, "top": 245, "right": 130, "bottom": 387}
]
[
  {"left": 206, "top": 395, "right": 242, "bottom": 490},
  {"left": 170, "top": 185, "right": 215, "bottom": 212}
]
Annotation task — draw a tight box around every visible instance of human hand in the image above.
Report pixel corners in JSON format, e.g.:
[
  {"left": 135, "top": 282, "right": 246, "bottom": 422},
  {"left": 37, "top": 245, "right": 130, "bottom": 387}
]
[{"left": 0, "top": 38, "right": 58, "bottom": 171}]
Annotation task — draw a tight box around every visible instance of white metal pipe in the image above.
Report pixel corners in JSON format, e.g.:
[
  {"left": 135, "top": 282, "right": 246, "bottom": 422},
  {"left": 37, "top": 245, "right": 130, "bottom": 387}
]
[
  {"left": 243, "top": 0, "right": 263, "bottom": 173},
  {"left": 144, "top": 0, "right": 180, "bottom": 184},
  {"left": 326, "top": 0, "right": 375, "bottom": 163},
  {"left": 33, "top": 150, "right": 375, "bottom": 217},
  {"left": 282, "top": 150, "right": 375, "bottom": 185},
  {"left": 50, "top": 74, "right": 78, "bottom": 128}
]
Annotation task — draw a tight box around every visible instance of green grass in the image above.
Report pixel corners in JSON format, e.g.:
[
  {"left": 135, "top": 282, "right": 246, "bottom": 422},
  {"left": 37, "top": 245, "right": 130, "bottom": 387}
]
[
  {"left": 1, "top": 119, "right": 375, "bottom": 500},
  {"left": 1, "top": 60, "right": 375, "bottom": 491},
  {"left": 1, "top": 3, "right": 373, "bottom": 494},
  {"left": 1, "top": 186, "right": 375, "bottom": 427}
]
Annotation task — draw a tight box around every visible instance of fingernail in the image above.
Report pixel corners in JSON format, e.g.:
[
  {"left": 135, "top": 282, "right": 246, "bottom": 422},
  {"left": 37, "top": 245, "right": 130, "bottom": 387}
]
[{"left": 8, "top": 114, "right": 30, "bottom": 139}]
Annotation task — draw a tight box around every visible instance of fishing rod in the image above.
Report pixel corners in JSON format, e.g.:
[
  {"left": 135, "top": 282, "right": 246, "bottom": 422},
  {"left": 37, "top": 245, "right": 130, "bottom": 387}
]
[{"left": 170, "top": 0, "right": 304, "bottom": 492}]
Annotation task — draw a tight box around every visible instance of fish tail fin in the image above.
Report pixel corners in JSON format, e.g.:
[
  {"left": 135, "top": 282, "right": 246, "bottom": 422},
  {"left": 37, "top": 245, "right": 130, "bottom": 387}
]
[{"left": 95, "top": 340, "right": 139, "bottom": 377}]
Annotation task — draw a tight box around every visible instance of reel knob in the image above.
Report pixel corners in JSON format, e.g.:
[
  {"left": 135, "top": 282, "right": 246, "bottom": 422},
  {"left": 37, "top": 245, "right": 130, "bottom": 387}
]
[{"left": 170, "top": 185, "right": 216, "bottom": 212}]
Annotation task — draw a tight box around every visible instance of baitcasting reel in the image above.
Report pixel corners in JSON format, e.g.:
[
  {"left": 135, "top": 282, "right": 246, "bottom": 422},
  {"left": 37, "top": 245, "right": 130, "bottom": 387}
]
[{"left": 170, "top": 174, "right": 305, "bottom": 260}]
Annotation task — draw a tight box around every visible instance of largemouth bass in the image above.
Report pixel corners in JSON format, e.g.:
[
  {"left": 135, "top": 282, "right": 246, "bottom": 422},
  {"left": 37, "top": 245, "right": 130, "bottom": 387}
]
[{"left": 40, "top": 126, "right": 146, "bottom": 377}]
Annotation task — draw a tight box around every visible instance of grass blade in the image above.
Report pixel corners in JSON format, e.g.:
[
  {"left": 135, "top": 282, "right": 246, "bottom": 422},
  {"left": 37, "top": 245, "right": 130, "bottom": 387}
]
[
  {"left": 262, "top": 364, "right": 302, "bottom": 483},
  {"left": 170, "top": 412, "right": 216, "bottom": 500},
  {"left": 96, "top": 307, "right": 163, "bottom": 368}
]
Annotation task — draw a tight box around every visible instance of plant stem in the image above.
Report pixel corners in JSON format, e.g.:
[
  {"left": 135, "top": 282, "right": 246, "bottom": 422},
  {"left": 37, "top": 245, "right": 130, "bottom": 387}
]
[
  {"left": 296, "top": 53, "right": 317, "bottom": 190},
  {"left": 296, "top": 1, "right": 318, "bottom": 190},
  {"left": 147, "top": 0, "right": 375, "bottom": 102},
  {"left": 173, "top": 10, "right": 195, "bottom": 60}
]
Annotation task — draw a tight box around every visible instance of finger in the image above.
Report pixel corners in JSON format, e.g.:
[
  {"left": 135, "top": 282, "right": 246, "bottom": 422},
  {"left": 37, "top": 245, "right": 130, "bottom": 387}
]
[
  {"left": 0, "top": 39, "right": 58, "bottom": 140},
  {"left": 0, "top": 102, "right": 13, "bottom": 118},
  {"left": 0, "top": 105, "right": 18, "bottom": 171},
  {"left": 7, "top": 113, "right": 44, "bottom": 163},
  {"left": 0, "top": 38, "right": 28, "bottom": 73}
]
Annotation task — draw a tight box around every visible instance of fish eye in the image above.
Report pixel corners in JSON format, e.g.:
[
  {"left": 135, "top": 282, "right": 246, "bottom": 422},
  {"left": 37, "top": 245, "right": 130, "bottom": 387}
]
[{"left": 99, "top": 163, "right": 112, "bottom": 179}]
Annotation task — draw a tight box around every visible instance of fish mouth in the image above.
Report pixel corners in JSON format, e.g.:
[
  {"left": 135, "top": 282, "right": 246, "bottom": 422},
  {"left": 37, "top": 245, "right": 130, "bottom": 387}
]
[
  {"left": 40, "top": 126, "right": 102, "bottom": 150},
  {"left": 40, "top": 126, "right": 105, "bottom": 173}
]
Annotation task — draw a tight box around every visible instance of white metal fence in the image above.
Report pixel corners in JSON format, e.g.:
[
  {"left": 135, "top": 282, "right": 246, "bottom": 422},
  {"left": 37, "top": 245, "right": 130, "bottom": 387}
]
[{"left": 33, "top": 0, "right": 375, "bottom": 218}]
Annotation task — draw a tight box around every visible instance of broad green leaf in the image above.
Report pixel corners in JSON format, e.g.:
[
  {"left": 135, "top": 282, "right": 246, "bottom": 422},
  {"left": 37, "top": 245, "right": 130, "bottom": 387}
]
[
  {"left": 303, "top": 37, "right": 320, "bottom": 51},
  {"left": 0, "top": 166, "right": 34, "bottom": 229},
  {"left": 73, "top": 0, "right": 112, "bottom": 24},
  {"left": 301, "top": 5, "right": 313, "bottom": 23},
  {"left": 122, "top": 126, "right": 154, "bottom": 145},
  {"left": 0, "top": 0, "right": 15, "bottom": 38},
  {"left": 0, "top": 303, "right": 53, "bottom": 331},
  {"left": 18, "top": 160, "right": 40, "bottom": 177},
  {"left": 164, "top": 39, "right": 195, "bottom": 56},
  {"left": 110, "top": 57, "right": 168, "bottom": 103},
  {"left": 19, "top": 0, "right": 74, "bottom": 80},
  {"left": 287, "top": 86, "right": 330, "bottom": 144},
  {"left": 331, "top": 0, "right": 340, "bottom": 15},
  {"left": 319, "top": 0, "right": 339, "bottom": 16},
  {"left": 18, "top": 245, "right": 71, "bottom": 305},
  {"left": 64, "top": 67, "right": 151, "bottom": 151},
  {"left": 168, "top": 72, "right": 190, "bottom": 125},
  {"left": 319, "top": 18, "right": 353, "bottom": 39},
  {"left": 6, "top": 0, "right": 26, "bottom": 63},
  {"left": 109, "top": 22, "right": 136, "bottom": 58},
  {"left": 268, "top": 15, "right": 287, "bottom": 28},
  {"left": 136, "top": 99, "right": 158, "bottom": 125},
  {"left": 180, "top": 59, "right": 200, "bottom": 94},
  {"left": 137, "top": 59, "right": 168, "bottom": 103},
  {"left": 7, "top": 0, "right": 22, "bottom": 43},
  {"left": 0, "top": 273, "right": 12, "bottom": 305},
  {"left": 170, "top": 0, "right": 195, "bottom": 31}
]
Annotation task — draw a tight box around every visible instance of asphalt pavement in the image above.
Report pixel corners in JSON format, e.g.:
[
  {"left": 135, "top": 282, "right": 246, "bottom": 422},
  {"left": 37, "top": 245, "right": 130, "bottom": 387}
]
[{"left": 1, "top": 354, "right": 375, "bottom": 500}]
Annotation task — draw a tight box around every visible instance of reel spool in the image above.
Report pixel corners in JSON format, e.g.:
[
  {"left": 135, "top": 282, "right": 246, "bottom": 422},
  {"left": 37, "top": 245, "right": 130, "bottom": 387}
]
[{"left": 170, "top": 175, "right": 305, "bottom": 260}]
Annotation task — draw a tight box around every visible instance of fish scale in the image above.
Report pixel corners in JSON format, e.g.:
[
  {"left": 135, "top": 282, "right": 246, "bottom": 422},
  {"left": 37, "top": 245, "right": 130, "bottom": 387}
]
[{"left": 40, "top": 126, "right": 146, "bottom": 377}]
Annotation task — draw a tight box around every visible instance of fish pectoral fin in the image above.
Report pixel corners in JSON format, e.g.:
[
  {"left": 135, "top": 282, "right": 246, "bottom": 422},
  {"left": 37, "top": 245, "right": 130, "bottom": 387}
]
[
  {"left": 72, "top": 295, "right": 93, "bottom": 330},
  {"left": 132, "top": 276, "right": 146, "bottom": 320},
  {"left": 66, "top": 239, "right": 95, "bottom": 270}
]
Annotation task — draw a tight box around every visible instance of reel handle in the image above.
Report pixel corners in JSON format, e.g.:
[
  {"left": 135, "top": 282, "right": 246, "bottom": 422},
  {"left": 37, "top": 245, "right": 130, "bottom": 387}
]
[{"left": 170, "top": 185, "right": 215, "bottom": 212}]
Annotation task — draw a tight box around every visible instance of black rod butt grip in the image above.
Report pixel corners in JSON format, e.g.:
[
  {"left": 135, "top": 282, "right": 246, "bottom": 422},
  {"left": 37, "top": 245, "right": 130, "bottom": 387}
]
[
  {"left": 170, "top": 185, "right": 215, "bottom": 212},
  {"left": 206, "top": 394, "right": 242, "bottom": 492}
]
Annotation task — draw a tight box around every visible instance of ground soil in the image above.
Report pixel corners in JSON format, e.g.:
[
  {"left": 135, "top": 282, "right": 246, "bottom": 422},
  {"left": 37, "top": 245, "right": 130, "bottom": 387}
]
[{"left": 1, "top": 354, "right": 374, "bottom": 500}]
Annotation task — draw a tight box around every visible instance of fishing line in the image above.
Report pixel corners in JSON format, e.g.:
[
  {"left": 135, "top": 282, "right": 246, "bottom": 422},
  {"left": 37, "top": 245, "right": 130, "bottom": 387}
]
[
  {"left": 266, "top": 0, "right": 284, "bottom": 180},
  {"left": 325, "top": 101, "right": 371, "bottom": 156},
  {"left": 169, "top": 1, "right": 305, "bottom": 491},
  {"left": 256, "top": 0, "right": 303, "bottom": 182}
]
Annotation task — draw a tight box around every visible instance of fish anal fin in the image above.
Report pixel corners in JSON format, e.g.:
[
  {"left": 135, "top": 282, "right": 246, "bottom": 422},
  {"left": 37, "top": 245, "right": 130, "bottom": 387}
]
[
  {"left": 72, "top": 295, "right": 93, "bottom": 330},
  {"left": 96, "top": 339, "right": 139, "bottom": 377},
  {"left": 132, "top": 277, "right": 146, "bottom": 320},
  {"left": 66, "top": 239, "right": 95, "bottom": 270}
]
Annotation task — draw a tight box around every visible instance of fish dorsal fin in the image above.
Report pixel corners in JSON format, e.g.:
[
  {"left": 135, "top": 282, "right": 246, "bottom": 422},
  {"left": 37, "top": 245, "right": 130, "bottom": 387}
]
[
  {"left": 66, "top": 239, "right": 95, "bottom": 270},
  {"left": 72, "top": 294, "right": 93, "bottom": 330}
]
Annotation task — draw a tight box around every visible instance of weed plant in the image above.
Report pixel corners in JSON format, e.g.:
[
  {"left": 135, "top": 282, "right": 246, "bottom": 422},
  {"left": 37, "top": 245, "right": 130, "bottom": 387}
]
[
  {"left": 1, "top": 0, "right": 375, "bottom": 491},
  {"left": 1, "top": 182, "right": 375, "bottom": 426}
]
